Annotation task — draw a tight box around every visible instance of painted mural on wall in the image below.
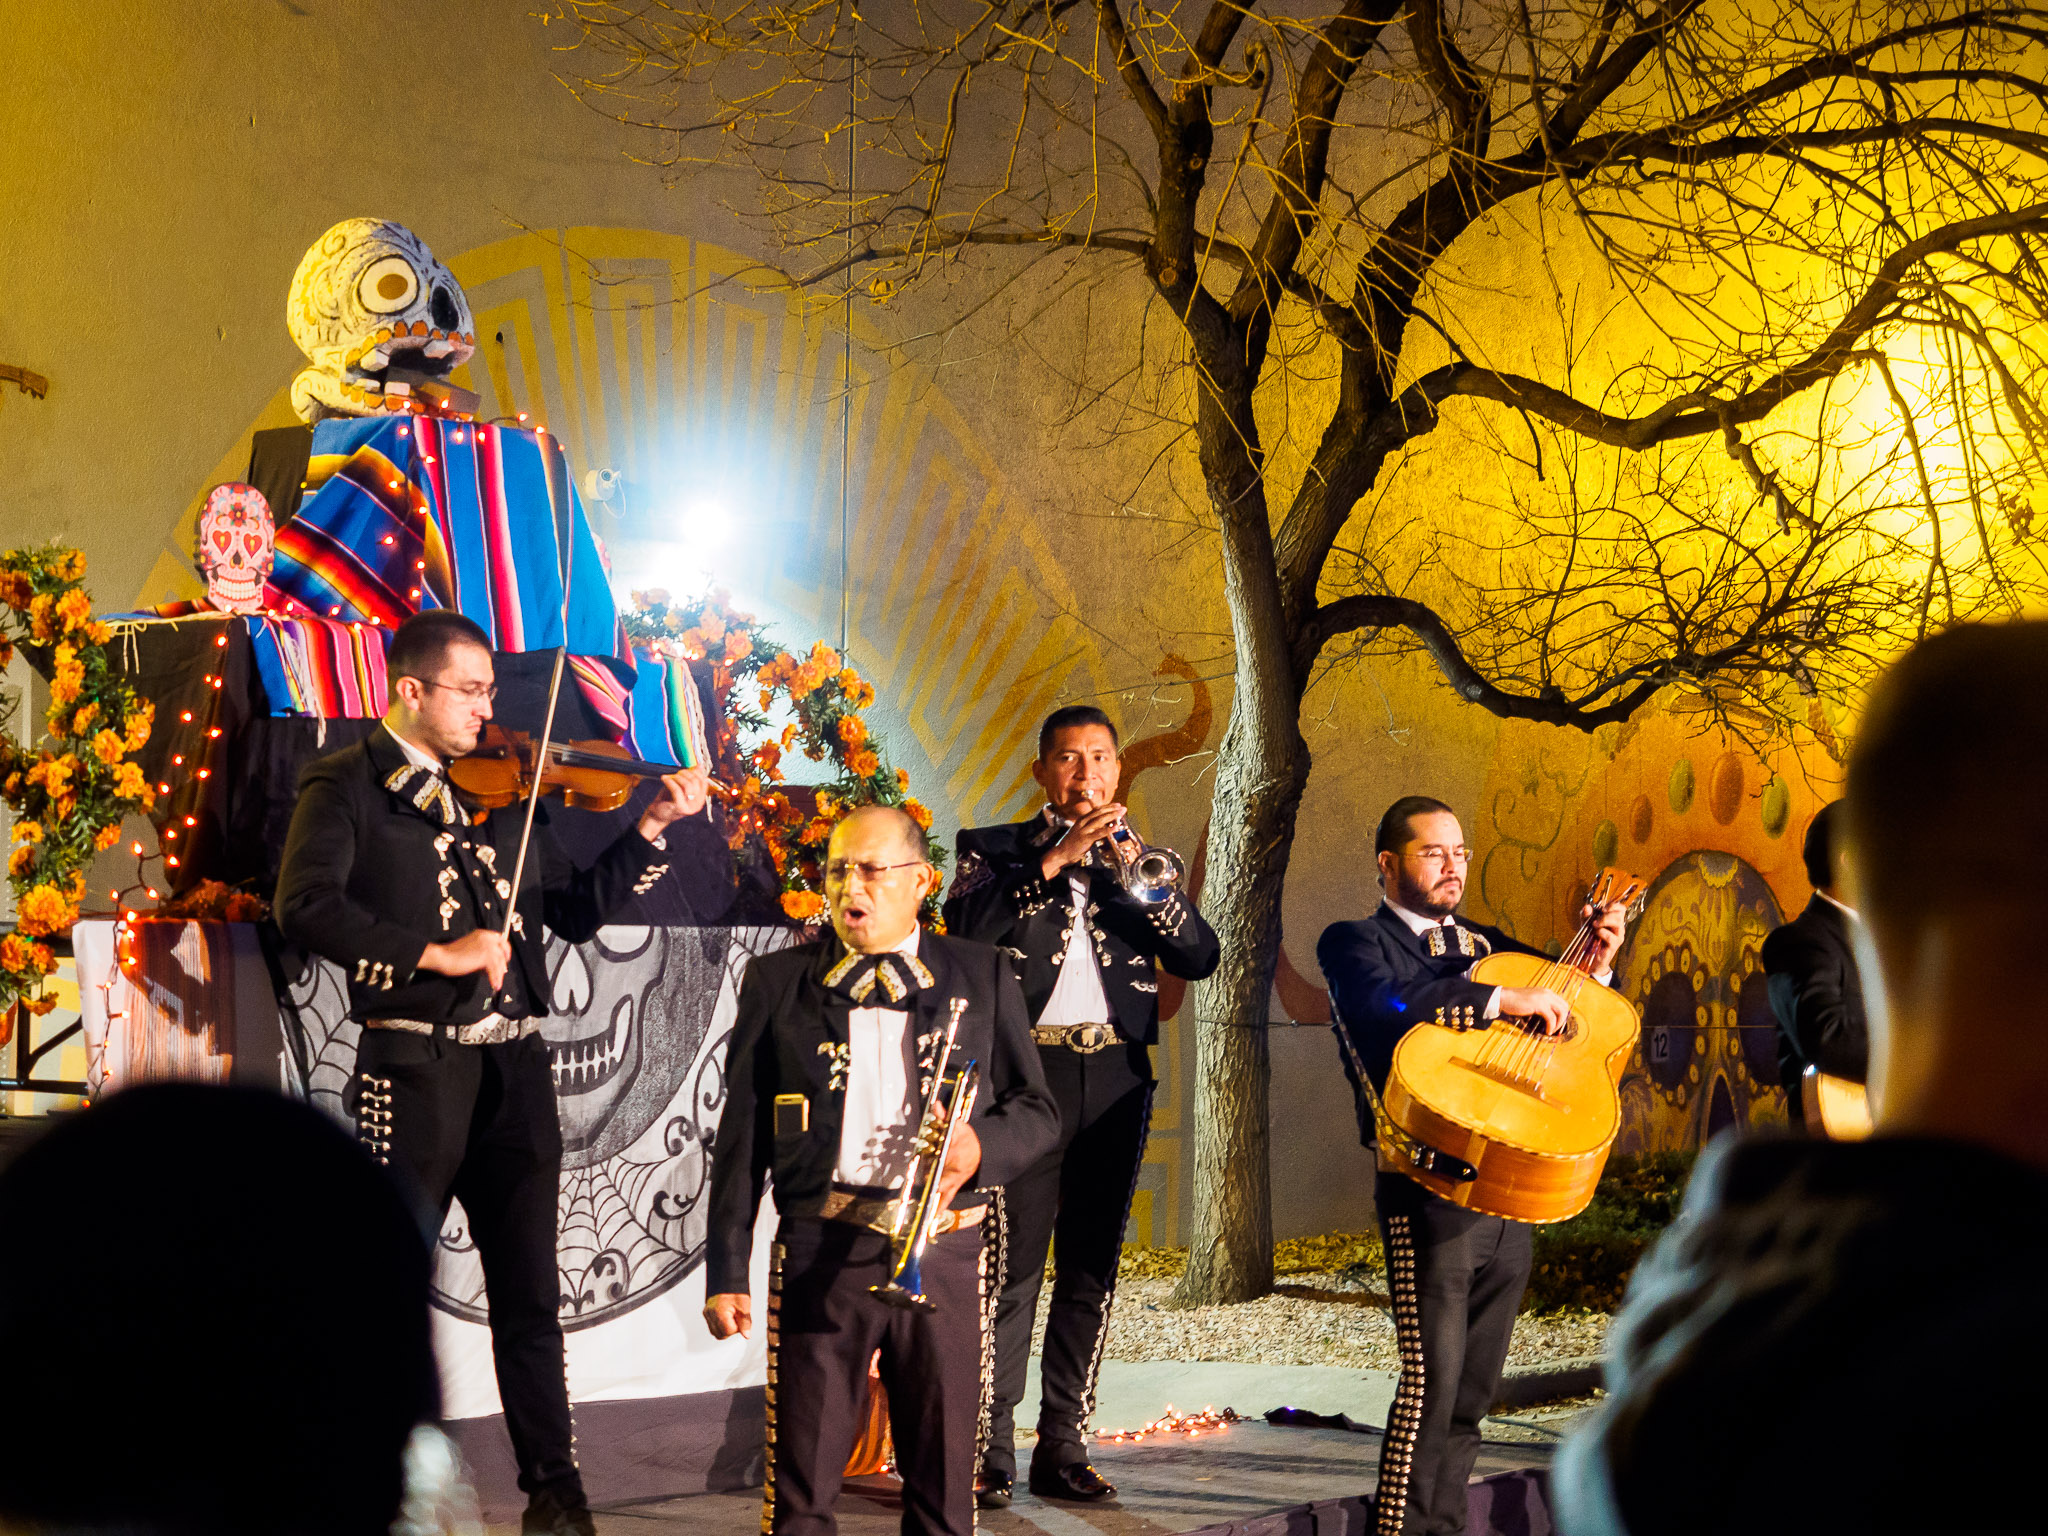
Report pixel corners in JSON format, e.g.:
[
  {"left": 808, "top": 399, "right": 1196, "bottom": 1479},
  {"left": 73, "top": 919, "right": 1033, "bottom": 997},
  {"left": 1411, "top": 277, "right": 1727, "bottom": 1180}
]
[{"left": 1468, "top": 704, "right": 1846, "bottom": 1152}]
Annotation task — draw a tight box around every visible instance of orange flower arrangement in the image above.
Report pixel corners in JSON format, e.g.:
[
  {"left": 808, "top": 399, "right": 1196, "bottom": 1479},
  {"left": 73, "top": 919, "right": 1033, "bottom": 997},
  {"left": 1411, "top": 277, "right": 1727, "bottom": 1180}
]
[
  {"left": 0, "top": 545, "right": 155, "bottom": 1014},
  {"left": 622, "top": 589, "right": 946, "bottom": 927}
]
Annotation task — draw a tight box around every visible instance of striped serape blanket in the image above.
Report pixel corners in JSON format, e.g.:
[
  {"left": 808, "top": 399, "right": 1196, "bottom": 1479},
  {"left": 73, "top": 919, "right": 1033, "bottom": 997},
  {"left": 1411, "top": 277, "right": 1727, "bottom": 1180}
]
[
  {"left": 271, "top": 417, "right": 634, "bottom": 686},
  {"left": 247, "top": 614, "right": 391, "bottom": 718},
  {"left": 571, "top": 645, "right": 711, "bottom": 769}
]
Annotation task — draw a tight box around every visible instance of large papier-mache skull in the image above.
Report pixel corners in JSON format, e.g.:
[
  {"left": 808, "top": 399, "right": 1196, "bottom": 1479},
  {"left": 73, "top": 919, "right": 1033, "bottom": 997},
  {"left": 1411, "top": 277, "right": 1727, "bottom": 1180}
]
[
  {"left": 195, "top": 483, "right": 275, "bottom": 613},
  {"left": 286, "top": 218, "right": 476, "bottom": 422}
]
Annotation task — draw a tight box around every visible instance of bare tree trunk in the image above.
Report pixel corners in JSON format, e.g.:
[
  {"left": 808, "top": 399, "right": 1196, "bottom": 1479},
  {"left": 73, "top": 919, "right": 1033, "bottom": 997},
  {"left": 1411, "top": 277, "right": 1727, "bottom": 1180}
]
[
  {"left": 1169, "top": 382, "right": 1310, "bottom": 1306},
  {"left": 1168, "top": 711, "right": 1308, "bottom": 1304}
]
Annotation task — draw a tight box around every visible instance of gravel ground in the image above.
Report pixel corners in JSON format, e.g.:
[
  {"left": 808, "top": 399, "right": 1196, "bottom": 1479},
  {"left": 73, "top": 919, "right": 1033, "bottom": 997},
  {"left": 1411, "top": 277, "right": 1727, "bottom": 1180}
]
[{"left": 1033, "top": 1267, "right": 1612, "bottom": 1371}]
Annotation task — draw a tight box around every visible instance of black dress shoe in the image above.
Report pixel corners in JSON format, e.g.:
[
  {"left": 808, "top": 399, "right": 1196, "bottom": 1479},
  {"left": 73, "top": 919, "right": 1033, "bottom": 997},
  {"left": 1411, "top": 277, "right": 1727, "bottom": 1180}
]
[
  {"left": 977, "top": 1469, "right": 1015, "bottom": 1509},
  {"left": 522, "top": 1489, "right": 598, "bottom": 1536},
  {"left": 1028, "top": 1460, "right": 1117, "bottom": 1502}
]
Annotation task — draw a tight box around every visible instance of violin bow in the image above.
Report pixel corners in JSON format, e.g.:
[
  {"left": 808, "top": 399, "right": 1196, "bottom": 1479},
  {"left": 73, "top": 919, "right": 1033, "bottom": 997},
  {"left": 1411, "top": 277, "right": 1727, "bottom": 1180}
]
[{"left": 499, "top": 434, "right": 576, "bottom": 942}]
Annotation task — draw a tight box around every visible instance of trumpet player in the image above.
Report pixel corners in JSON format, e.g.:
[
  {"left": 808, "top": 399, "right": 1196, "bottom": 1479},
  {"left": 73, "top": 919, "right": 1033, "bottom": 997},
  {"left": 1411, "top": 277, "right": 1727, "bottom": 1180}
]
[
  {"left": 946, "top": 706, "right": 1219, "bottom": 1505},
  {"left": 704, "top": 805, "right": 1056, "bottom": 1536}
]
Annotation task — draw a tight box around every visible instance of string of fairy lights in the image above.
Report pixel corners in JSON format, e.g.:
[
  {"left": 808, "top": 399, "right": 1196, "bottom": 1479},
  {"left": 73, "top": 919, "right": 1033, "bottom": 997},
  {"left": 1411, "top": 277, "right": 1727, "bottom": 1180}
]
[{"left": 89, "top": 401, "right": 559, "bottom": 1093}]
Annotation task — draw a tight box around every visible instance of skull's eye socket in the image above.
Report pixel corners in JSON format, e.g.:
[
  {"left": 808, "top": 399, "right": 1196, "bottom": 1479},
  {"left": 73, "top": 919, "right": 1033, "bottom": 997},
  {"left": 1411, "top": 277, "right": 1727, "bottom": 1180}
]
[
  {"left": 359, "top": 256, "right": 420, "bottom": 314},
  {"left": 212, "top": 531, "right": 233, "bottom": 552},
  {"left": 245, "top": 534, "right": 265, "bottom": 554}
]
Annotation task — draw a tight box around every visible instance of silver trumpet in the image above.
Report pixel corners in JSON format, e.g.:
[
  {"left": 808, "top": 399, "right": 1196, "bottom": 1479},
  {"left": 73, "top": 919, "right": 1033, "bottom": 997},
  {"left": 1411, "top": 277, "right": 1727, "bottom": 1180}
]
[
  {"left": 871, "top": 999, "right": 981, "bottom": 1313},
  {"left": 1098, "top": 819, "right": 1186, "bottom": 906}
]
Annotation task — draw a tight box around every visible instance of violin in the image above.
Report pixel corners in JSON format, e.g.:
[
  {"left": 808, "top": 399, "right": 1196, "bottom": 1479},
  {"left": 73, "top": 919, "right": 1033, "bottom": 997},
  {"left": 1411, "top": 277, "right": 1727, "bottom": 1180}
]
[{"left": 450, "top": 724, "right": 696, "bottom": 813}]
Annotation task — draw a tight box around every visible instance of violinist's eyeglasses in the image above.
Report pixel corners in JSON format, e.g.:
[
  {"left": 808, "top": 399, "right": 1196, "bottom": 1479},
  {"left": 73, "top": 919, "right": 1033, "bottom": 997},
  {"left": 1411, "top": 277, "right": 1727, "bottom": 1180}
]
[{"left": 414, "top": 679, "right": 499, "bottom": 704}]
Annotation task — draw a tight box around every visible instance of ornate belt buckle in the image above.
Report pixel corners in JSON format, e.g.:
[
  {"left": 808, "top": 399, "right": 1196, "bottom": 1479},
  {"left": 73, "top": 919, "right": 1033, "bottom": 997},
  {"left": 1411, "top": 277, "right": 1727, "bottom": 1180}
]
[{"left": 1071, "top": 1023, "right": 1115, "bottom": 1053}]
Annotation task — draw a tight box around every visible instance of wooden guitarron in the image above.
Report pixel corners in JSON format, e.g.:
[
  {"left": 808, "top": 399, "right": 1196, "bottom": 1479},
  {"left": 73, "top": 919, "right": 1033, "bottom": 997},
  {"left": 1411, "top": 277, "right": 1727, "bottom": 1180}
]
[{"left": 1374, "top": 869, "right": 1650, "bottom": 1224}]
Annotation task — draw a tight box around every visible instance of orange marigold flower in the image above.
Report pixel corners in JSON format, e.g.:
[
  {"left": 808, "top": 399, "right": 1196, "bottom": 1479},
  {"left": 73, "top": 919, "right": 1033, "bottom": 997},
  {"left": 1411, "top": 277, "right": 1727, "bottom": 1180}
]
[
  {"left": 49, "top": 646, "right": 84, "bottom": 708},
  {"left": 56, "top": 588, "right": 93, "bottom": 632},
  {"left": 836, "top": 715, "right": 867, "bottom": 749},
  {"left": 850, "top": 749, "right": 880, "bottom": 778},
  {"left": 815, "top": 790, "right": 838, "bottom": 817},
  {"left": 896, "top": 769, "right": 910, "bottom": 791},
  {"left": 24, "top": 993, "right": 58, "bottom": 1016},
  {"left": 801, "top": 817, "right": 833, "bottom": 845},
  {"left": 753, "top": 742, "right": 783, "bottom": 777},
  {"left": 92, "top": 729, "right": 125, "bottom": 766},
  {"left": 57, "top": 551, "right": 86, "bottom": 581},
  {"left": 723, "top": 630, "right": 751, "bottom": 664},
  {"left": 113, "top": 761, "right": 149, "bottom": 803},
  {"left": 809, "top": 641, "right": 841, "bottom": 670},
  {"left": 85, "top": 621, "right": 111, "bottom": 644},
  {"left": 635, "top": 587, "right": 672, "bottom": 610},
  {"left": 0, "top": 573, "right": 31, "bottom": 608},
  {"left": 52, "top": 792, "right": 76, "bottom": 822},
  {"left": 94, "top": 823, "right": 122, "bottom": 852},
  {"left": 780, "top": 889, "right": 826, "bottom": 922},
  {"left": 8, "top": 845, "right": 36, "bottom": 878},
  {"left": 11, "top": 820, "right": 41, "bottom": 845},
  {"left": 27, "top": 592, "right": 56, "bottom": 641},
  {"left": 856, "top": 680, "right": 876, "bottom": 709},
  {"left": 123, "top": 700, "right": 154, "bottom": 751},
  {"left": 0, "top": 935, "right": 27, "bottom": 971},
  {"left": 905, "top": 799, "right": 932, "bottom": 830},
  {"left": 835, "top": 667, "right": 862, "bottom": 693},
  {"left": 70, "top": 702, "right": 100, "bottom": 735},
  {"left": 698, "top": 612, "right": 727, "bottom": 645},
  {"left": 15, "top": 883, "right": 75, "bottom": 937}
]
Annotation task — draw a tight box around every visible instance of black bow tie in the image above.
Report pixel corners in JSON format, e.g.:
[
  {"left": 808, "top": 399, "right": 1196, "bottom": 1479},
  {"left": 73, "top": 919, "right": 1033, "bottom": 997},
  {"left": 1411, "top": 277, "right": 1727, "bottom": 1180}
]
[{"left": 822, "top": 946, "right": 936, "bottom": 1009}]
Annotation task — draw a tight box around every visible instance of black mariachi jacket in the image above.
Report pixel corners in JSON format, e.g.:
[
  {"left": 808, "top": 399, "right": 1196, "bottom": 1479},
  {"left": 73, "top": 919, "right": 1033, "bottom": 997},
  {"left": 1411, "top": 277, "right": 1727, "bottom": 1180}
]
[
  {"left": 942, "top": 810, "right": 1220, "bottom": 1045},
  {"left": 705, "top": 932, "right": 1058, "bottom": 1295},
  {"left": 1316, "top": 903, "right": 1546, "bottom": 1146},
  {"left": 274, "top": 726, "right": 723, "bottom": 1024},
  {"left": 1761, "top": 895, "right": 1869, "bottom": 1096}
]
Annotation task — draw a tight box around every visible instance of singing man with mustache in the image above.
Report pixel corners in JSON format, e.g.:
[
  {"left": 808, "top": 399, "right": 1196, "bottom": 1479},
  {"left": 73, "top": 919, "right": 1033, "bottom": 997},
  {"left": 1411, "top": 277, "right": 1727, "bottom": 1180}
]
[{"left": 704, "top": 805, "right": 1056, "bottom": 1536}]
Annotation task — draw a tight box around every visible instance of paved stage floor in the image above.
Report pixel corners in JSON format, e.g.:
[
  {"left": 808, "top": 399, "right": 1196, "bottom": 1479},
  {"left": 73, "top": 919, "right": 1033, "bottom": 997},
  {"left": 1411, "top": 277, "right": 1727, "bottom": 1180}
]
[{"left": 576, "top": 1422, "right": 1561, "bottom": 1536}]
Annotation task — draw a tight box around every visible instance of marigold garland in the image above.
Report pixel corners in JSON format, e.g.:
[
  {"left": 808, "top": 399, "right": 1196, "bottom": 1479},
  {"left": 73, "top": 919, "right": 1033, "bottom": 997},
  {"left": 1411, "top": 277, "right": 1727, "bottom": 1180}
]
[
  {"left": 624, "top": 589, "right": 945, "bottom": 926},
  {"left": 0, "top": 546, "right": 155, "bottom": 1015}
]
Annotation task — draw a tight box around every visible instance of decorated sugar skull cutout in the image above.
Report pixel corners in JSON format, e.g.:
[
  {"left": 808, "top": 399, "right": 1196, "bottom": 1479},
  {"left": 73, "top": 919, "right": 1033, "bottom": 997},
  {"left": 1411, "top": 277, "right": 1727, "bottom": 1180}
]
[
  {"left": 195, "top": 483, "right": 275, "bottom": 613},
  {"left": 286, "top": 218, "right": 476, "bottom": 422}
]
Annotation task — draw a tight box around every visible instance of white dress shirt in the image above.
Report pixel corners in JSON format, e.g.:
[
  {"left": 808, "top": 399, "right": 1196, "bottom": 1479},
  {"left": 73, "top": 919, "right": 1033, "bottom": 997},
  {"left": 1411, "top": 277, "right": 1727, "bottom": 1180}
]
[
  {"left": 1381, "top": 898, "right": 1614, "bottom": 1019},
  {"left": 1038, "top": 871, "right": 1114, "bottom": 1029},
  {"left": 834, "top": 928, "right": 926, "bottom": 1190}
]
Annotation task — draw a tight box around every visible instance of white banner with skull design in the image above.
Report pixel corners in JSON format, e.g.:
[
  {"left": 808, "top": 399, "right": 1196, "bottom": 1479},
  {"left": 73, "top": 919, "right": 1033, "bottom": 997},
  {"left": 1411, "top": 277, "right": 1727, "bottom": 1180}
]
[{"left": 76, "top": 920, "right": 795, "bottom": 1426}]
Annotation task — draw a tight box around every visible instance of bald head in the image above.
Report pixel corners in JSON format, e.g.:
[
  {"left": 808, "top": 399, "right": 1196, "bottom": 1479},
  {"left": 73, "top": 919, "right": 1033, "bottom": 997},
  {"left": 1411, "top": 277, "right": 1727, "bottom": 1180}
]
[
  {"left": 832, "top": 804, "right": 927, "bottom": 863},
  {"left": 824, "top": 805, "right": 936, "bottom": 953}
]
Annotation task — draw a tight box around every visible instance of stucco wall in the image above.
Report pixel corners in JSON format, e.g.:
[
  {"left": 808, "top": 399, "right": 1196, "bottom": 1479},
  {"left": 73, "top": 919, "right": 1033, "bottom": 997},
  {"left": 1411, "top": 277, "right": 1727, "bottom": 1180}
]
[{"left": 3, "top": 2, "right": 1845, "bottom": 1239}]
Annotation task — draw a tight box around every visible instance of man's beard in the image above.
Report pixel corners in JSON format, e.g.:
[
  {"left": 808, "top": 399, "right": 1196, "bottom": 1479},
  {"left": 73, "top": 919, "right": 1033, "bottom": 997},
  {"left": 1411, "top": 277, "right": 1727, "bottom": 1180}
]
[{"left": 1411, "top": 881, "right": 1461, "bottom": 919}]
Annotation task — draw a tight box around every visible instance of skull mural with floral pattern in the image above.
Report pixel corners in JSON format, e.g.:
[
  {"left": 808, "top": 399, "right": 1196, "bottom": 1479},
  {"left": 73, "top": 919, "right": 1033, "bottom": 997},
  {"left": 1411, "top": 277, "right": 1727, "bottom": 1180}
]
[
  {"left": 285, "top": 218, "right": 476, "bottom": 422},
  {"left": 193, "top": 483, "right": 275, "bottom": 613}
]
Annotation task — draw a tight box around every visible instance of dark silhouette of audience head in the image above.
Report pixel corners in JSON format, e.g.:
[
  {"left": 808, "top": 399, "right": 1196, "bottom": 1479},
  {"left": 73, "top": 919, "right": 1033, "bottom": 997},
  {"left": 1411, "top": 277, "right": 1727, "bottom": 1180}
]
[
  {"left": 1800, "top": 801, "right": 1840, "bottom": 892},
  {"left": 1842, "top": 620, "right": 2048, "bottom": 1150},
  {"left": 0, "top": 1084, "right": 438, "bottom": 1536}
]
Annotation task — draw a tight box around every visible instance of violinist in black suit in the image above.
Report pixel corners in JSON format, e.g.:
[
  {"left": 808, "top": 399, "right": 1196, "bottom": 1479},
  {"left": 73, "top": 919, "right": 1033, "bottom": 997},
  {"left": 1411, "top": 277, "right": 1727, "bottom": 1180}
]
[
  {"left": 274, "top": 609, "right": 722, "bottom": 1536},
  {"left": 945, "top": 705, "right": 1218, "bottom": 1505},
  {"left": 704, "top": 805, "right": 1057, "bottom": 1536},
  {"left": 1317, "top": 796, "right": 1627, "bottom": 1536},
  {"left": 1762, "top": 802, "right": 1868, "bottom": 1127}
]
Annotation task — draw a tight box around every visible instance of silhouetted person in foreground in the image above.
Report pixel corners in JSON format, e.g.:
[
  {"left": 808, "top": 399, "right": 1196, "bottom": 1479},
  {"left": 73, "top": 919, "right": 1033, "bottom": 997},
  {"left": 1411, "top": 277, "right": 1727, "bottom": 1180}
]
[
  {"left": 0, "top": 1085, "right": 439, "bottom": 1536},
  {"left": 1555, "top": 621, "right": 2048, "bottom": 1535}
]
